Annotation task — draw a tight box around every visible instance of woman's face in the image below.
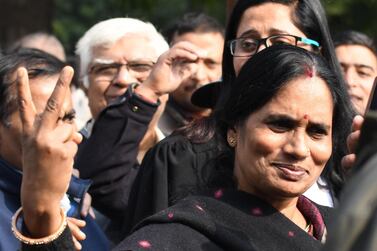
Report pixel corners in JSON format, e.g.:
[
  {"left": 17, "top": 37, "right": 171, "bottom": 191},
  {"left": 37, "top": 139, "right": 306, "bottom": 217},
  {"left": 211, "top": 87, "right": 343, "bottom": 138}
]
[
  {"left": 233, "top": 3, "right": 309, "bottom": 75},
  {"left": 229, "top": 76, "right": 333, "bottom": 200}
]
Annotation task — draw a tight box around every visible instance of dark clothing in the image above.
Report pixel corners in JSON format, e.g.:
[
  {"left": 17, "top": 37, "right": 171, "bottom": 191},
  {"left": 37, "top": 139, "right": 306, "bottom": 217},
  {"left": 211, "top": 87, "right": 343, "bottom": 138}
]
[
  {"left": 118, "top": 190, "right": 331, "bottom": 251},
  {"left": 124, "top": 133, "right": 225, "bottom": 234},
  {"left": 74, "top": 88, "right": 158, "bottom": 243},
  {"left": 0, "top": 158, "right": 109, "bottom": 251},
  {"left": 158, "top": 98, "right": 191, "bottom": 136},
  {"left": 22, "top": 190, "right": 331, "bottom": 251},
  {"left": 324, "top": 112, "right": 377, "bottom": 251},
  {"left": 22, "top": 227, "right": 75, "bottom": 251},
  {"left": 75, "top": 88, "right": 158, "bottom": 218}
]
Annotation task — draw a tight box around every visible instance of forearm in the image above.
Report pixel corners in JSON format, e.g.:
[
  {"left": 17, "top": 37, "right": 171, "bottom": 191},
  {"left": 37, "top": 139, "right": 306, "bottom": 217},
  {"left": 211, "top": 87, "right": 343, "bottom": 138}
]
[{"left": 74, "top": 87, "right": 158, "bottom": 215}]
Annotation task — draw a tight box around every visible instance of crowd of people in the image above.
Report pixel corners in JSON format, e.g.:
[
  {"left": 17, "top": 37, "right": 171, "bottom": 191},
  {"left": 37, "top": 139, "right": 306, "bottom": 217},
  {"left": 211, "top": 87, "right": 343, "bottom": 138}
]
[{"left": 0, "top": 0, "right": 376, "bottom": 250}]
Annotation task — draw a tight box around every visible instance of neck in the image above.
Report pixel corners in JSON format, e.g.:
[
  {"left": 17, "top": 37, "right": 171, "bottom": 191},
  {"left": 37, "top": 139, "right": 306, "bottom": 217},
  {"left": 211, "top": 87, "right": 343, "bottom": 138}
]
[
  {"left": 240, "top": 188, "right": 308, "bottom": 231},
  {"left": 268, "top": 196, "right": 308, "bottom": 231}
]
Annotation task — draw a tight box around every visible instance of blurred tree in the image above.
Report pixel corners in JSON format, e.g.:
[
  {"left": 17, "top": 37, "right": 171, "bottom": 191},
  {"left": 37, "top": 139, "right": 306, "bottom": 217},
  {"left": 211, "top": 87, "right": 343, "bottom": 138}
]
[
  {"left": 52, "top": 0, "right": 226, "bottom": 54},
  {"left": 323, "top": 0, "right": 377, "bottom": 41},
  {"left": 52, "top": 0, "right": 377, "bottom": 55}
]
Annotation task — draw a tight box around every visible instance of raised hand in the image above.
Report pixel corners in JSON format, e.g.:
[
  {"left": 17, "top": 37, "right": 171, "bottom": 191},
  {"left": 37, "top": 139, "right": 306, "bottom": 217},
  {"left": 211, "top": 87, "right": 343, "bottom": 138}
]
[
  {"left": 136, "top": 41, "right": 207, "bottom": 102},
  {"left": 341, "top": 115, "right": 364, "bottom": 171},
  {"left": 17, "top": 66, "right": 82, "bottom": 238}
]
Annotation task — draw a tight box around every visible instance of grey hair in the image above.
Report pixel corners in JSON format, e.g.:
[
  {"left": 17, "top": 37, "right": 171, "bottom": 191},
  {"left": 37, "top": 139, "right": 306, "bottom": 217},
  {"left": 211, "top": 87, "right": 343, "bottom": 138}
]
[{"left": 75, "top": 17, "right": 169, "bottom": 88}]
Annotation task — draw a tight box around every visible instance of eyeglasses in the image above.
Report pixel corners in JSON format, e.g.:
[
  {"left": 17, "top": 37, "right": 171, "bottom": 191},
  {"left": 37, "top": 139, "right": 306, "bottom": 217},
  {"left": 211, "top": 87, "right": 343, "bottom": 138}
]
[
  {"left": 88, "top": 61, "right": 155, "bottom": 82},
  {"left": 229, "top": 34, "right": 320, "bottom": 57}
]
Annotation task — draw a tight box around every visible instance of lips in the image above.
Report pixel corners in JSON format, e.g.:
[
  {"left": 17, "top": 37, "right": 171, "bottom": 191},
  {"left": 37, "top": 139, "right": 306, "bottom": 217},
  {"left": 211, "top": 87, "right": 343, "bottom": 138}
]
[{"left": 272, "top": 162, "right": 308, "bottom": 181}]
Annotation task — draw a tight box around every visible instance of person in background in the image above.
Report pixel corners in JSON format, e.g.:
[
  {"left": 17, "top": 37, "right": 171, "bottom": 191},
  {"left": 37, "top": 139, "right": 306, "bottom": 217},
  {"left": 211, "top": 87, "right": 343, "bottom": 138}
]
[
  {"left": 8, "top": 31, "right": 92, "bottom": 130},
  {"left": 158, "top": 12, "right": 224, "bottom": 136},
  {"left": 72, "top": 17, "right": 168, "bottom": 243},
  {"left": 73, "top": 17, "right": 210, "bottom": 244},
  {"left": 334, "top": 30, "right": 377, "bottom": 115},
  {"left": 8, "top": 32, "right": 66, "bottom": 62}
]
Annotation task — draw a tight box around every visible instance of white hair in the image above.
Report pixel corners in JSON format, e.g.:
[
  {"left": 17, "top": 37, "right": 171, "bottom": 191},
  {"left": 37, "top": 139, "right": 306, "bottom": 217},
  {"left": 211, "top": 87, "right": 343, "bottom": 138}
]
[{"left": 76, "top": 17, "right": 169, "bottom": 88}]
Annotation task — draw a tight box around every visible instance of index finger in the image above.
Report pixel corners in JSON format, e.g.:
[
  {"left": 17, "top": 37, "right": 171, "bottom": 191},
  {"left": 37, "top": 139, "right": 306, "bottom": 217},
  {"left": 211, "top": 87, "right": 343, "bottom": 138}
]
[
  {"left": 40, "top": 66, "right": 74, "bottom": 130},
  {"left": 16, "top": 67, "right": 37, "bottom": 134}
]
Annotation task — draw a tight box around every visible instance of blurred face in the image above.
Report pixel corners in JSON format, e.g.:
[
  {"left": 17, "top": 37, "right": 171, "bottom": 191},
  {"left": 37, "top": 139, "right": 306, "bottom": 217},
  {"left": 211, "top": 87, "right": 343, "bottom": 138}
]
[
  {"left": 0, "top": 73, "right": 74, "bottom": 169},
  {"left": 336, "top": 44, "right": 377, "bottom": 114},
  {"left": 87, "top": 34, "right": 159, "bottom": 119},
  {"left": 170, "top": 32, "right": 223, "bottom": 115},
  {"left": 229, "top": 76, "right": 333, "bottom": 202},
  {"left": 233, "top": 3, "right": 309, "bottom": 75}
]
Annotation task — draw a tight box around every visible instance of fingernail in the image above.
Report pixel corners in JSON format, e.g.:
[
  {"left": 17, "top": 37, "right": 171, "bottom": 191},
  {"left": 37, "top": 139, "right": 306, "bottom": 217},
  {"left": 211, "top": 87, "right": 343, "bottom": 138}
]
[
  {"left": 62, "top": 67, "right": 74, "bottom": 83},
  {"left": 17, "top": 68, "right": 25, "bottom": 78}
]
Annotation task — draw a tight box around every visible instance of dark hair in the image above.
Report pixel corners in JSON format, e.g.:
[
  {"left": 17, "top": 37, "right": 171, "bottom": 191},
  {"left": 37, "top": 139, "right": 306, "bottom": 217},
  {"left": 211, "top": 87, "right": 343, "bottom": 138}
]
[
  {"left": 179, "top": 0, "right": 354, "bottom": 194},
  {"left": 218, "top": 0, "right": 346, "bottom": 110},
  {"left": 0, "top": 48, "right": 66, "bottom": 125},
  {"left": 211, "top": 45, "right": 353, "bottom": 194},
  {"left": 334, "top": 30, "right": 377, "bottom": 56},
  {"left": 163, "top": 12, "right": 224, "bottom": 44}
]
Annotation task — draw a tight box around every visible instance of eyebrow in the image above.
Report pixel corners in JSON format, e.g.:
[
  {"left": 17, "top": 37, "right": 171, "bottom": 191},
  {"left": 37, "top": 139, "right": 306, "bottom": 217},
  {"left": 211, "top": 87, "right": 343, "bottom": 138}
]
[
  {"left": 62, "top": 109, "right": 76, "bottom": 121},
  {"left": 264, "top": 114, "right": 331, "bottom": 131},
  {"left": 340, "top": 62, "right": 376, "bottom": 72},
  {"left": 92, "top": 58, "right": 156, "bottom": 65},
  {"left": 238, "top": 28, "right": 291, "bottom": 38},
  {"left": 92, "top": 58, "right": 115, "bottom": 65}
]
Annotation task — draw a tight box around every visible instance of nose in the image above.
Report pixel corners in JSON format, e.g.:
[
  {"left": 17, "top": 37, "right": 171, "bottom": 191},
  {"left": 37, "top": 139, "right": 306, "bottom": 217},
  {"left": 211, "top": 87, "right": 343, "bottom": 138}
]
[
  {"left": 283, "top": 131, "right": 310, "bottom": 159},
  {"left": 190, "top": 61, "right": 209, "bottom": 84},
  {"left": 344, "top": 68, "right": 358, "bottom": 89},
  {"left": 255, "top": 43, "right": 268, "bottom": 54},
  {"left": 112, "top": 65, "right": 138, "bottom": 87}
]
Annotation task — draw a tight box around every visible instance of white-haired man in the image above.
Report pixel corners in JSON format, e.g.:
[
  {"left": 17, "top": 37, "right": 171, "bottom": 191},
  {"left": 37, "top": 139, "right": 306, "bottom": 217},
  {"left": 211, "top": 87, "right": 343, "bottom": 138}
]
[{"left": 73, "top": 17, "right": 206, "bottom": 243}]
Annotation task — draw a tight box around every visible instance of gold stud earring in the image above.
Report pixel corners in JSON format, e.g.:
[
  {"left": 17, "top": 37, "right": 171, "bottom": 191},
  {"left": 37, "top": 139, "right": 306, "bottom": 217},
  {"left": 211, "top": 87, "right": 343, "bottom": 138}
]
[{"left": 227, "top": 136, "right": 237, "bottom": 147}]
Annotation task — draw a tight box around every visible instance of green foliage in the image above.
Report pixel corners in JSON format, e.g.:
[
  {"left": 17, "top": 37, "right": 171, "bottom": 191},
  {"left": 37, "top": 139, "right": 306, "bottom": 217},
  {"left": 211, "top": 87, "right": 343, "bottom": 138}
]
[
  {"left": 322, "top": 0, "right": 377, "bottom": 41},
  {"left": 52, "top": 0, "right": 226, "bottom": 54},
  {"left": 53, "top": 0, "right": 377, "bottom": 55}
]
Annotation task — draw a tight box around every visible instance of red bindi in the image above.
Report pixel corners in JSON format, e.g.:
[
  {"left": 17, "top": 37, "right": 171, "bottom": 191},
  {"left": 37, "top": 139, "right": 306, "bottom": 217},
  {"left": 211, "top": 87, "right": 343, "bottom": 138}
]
[
  {"left": 305, "top": 67, "right": 313, "bottom": 78},
  {"left": 303, "top": 114, "right": 309, "bottom": 120}
]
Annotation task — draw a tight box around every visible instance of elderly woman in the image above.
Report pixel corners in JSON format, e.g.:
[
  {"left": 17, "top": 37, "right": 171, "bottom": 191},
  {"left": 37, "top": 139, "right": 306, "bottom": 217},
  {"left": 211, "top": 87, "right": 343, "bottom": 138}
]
[{"left": 16, "top": 45, "right": 351, "bottom": 250}]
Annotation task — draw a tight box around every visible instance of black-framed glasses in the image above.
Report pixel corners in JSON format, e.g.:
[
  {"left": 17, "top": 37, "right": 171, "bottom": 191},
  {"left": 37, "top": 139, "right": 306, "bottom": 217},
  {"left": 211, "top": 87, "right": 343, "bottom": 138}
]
[
  {"left": 229, "top": 34, "right": 320, "bottom": 57},
  {"left": 89, "top": 61, "right": 155, "bottom": 82}
]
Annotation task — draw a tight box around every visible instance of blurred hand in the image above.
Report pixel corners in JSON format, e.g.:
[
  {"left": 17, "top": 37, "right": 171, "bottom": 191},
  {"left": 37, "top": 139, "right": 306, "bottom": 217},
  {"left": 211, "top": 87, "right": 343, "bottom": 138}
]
[
  {"left": 341, "top": 115, "right": 364, "bottom": 170},
  {"left": 137, "top": 41, "right": 207, "bottom": 102},
  {"left": 67, "top": 217, "right": 86, "bottom": 250},
  {"left": 18, "top": 66, "right": 83, "bottom": 237},
  {"left": 81, "top": 193, "right": 96, "bottom": 219}
]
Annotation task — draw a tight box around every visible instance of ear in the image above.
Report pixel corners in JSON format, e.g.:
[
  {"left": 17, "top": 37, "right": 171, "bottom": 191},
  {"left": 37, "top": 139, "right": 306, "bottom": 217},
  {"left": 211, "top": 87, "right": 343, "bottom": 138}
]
[{"left": 227, "top": 127, "right": 238, "bottom": 147}]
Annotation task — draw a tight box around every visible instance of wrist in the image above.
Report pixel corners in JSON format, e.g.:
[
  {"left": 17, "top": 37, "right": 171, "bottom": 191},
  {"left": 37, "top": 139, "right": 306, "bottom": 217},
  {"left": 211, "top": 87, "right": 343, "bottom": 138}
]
[
  {"left": 22, "top": 205, "right": 62, "bottom": 238},
  {"left": 134, "top": 82, "right": 161, "bottom": 103},
  {"left": 12, "top": 207, "right": 68, "bottom": 245}
]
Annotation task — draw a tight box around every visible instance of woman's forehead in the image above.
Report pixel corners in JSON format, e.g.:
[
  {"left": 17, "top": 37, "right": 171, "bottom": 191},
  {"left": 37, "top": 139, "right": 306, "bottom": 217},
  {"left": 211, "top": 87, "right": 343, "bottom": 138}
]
[{"left": 236, "top": 3, "right": 305, "bottom": 38}]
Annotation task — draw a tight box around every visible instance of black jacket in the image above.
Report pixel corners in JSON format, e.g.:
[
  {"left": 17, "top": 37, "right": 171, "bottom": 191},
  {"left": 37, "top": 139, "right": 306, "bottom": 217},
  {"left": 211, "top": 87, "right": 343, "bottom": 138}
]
[{"left": 74, "top": 88, "right": 158, "bottom": 225}]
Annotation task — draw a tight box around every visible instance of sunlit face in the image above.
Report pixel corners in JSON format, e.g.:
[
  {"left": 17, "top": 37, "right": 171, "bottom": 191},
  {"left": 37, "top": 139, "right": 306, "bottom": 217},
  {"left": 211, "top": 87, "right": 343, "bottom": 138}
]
[
  {"left": 0, "top": 73, "right": 74, "bottom": 169},
  {"left": 170, "top": 31, "right": 223, "bottom": 115},
  {"left": 336, "top": 44, "right": 377, "bottom": 114},
  {"left": 229, "top": 76, "right": 333, "bottom": 201},
  {"left": 233, "top": 3, "right": 309, "bottom": 75},
  {"left": 87, "top": 34, "right": 159, "bottom": 119}
]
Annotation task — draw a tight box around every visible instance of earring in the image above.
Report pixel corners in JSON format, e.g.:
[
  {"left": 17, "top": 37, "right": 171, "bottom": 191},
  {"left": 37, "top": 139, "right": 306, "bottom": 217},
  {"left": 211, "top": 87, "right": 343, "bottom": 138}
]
[{"left": 227, "top": 136, "right": 237, "bottom": 147}]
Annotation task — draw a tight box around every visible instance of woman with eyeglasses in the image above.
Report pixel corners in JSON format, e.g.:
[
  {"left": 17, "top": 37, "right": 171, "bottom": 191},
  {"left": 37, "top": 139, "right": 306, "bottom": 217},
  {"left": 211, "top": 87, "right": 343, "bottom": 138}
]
[
  {"left": 124, "top": 0, "right": 354, "bottom": 231},
  {"left": 18, "top": 45, "right": 352, "bottom": 250}
]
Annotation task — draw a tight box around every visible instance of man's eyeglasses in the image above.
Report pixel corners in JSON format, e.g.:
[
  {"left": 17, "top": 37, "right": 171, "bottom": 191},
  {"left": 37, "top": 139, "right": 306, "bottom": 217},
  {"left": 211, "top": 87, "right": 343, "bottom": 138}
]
[
  {"left": 89, "top": 61, "right": 155, "bottom": 82},
  {"left": 229, "top": 34, "right": 320, "bottom": 57}
]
